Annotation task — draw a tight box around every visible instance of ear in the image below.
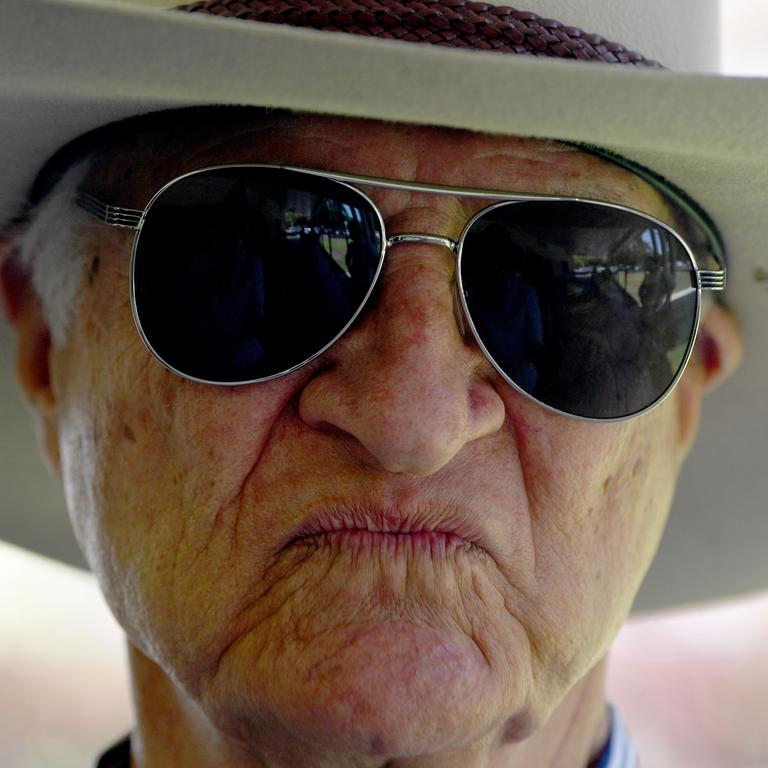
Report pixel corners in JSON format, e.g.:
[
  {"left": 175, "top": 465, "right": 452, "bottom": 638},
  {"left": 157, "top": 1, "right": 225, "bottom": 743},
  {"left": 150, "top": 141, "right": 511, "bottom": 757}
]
[
  {"left": 674, "top": 301, "right": 744, "bottom": 458},
  {"left": 1, "top": 235, "right": 62, "bottom": 480}
]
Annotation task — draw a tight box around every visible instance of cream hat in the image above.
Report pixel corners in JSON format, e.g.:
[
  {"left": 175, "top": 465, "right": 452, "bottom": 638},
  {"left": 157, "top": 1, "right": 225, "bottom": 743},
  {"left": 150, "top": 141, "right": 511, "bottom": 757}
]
[{"left": 0, "top": 0, "right": 765, "bottom": 611}]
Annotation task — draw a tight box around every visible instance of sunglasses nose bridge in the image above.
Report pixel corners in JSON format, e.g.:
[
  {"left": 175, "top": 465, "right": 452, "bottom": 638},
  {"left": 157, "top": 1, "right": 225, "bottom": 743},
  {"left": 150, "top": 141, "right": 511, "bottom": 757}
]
[
  {"left": 383, "top": 232, "right": 472, "bottom": 341},
  {"left": 385, "top": 233, "right": 459, "bottom": 254}
]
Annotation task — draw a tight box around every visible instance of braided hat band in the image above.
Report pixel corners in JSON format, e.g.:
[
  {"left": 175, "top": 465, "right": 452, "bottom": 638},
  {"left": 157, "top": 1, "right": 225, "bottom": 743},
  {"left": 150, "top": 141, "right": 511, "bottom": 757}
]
[{"left": 176, "top": 0, "right": 662, "bottom": 67}]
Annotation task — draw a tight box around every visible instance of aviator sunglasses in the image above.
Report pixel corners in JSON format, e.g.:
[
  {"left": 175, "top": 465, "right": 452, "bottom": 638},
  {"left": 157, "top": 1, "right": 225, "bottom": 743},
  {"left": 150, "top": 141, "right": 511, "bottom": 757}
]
[{"left": 76, "top": 164, "right": 726, "bottom": 422}]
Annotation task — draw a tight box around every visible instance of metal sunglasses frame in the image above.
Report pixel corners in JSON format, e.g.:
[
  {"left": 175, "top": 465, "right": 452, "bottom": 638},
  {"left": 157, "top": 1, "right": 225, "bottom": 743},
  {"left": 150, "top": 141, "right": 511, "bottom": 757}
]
[{"left": 75, "top": 163, "right": 726, "bottom": 423}]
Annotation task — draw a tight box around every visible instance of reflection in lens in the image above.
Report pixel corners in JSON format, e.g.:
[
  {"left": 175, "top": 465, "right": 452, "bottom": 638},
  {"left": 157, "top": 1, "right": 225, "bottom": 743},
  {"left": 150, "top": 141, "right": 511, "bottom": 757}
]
[
  {"left": 134, "top": 168, "right": 383, "bottom": 382},
  {"left": 460, "top": 201, "right": 698, "bottom": 419}
]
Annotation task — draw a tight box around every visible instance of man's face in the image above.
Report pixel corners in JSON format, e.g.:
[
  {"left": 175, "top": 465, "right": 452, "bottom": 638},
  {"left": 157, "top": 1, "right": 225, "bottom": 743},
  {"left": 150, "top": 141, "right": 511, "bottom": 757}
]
[{"left": 49, "top": 113, "right": 686, "bottom": 754}]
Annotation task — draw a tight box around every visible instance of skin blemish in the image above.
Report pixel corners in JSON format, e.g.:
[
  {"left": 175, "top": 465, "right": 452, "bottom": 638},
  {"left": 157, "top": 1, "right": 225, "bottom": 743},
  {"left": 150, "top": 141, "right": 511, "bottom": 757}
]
[
  {"left": 88, "top": 256, "right": 100, "bottom": 286},
  {"left": 123, "top": 424, "right": 136, "bottom": 443},
  {"left": 602, "top": 476, "right": 613, "bottom": 492},
  {"left": 632, "top": 460, "right": 643, "bottom": 478},
  {"left": 163, "top": 386, "right": 176, "bottom": 411}
]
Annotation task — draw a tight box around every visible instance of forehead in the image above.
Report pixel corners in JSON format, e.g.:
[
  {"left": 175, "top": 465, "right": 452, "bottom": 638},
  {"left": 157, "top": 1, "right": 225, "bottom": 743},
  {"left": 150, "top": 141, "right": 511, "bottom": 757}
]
[{"left": 87, "top": 110, "right": 669, "bottom": 218}]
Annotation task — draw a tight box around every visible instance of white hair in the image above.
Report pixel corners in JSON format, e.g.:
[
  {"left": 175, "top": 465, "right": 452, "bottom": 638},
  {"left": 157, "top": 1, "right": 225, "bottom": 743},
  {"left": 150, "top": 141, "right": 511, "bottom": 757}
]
[{"left": 13, "top": 157, "right": 98, "bottom": 347}]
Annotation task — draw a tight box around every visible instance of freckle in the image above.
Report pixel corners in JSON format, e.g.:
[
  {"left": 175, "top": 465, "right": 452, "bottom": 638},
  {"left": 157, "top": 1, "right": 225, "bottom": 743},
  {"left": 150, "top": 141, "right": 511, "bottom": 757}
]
[
  {"left": 123, "top": 424, "right": 136, "bottom": 442},
  {"left": 602, "top": 476, "right": 612, "bottom": 492},
  {"left": 632, "top": 460, "right": 643, "bottom": 477}
]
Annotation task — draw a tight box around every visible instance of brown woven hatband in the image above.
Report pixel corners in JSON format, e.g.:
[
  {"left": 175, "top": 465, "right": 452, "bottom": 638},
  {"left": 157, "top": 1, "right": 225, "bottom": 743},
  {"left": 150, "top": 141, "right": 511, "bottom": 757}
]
[{"left": 176, "top": 0, "right": 662, "bottom": 67}]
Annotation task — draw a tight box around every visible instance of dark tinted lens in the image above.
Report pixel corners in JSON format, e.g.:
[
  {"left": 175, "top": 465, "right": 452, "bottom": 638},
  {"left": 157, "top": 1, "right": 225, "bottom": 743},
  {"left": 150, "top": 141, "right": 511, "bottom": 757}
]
[
  {"left": 460, "top": 201, "right": 698, "bottom": 419},
  {"left": 133, "top": 168, "right": 383, "bottom": 382}
]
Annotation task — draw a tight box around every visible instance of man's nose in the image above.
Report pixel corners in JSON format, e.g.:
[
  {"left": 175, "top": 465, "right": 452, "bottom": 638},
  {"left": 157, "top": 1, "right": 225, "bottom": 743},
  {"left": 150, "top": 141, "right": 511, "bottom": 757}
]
[{"left": 298, "top": 241, "right": 507, "bottom": 476}]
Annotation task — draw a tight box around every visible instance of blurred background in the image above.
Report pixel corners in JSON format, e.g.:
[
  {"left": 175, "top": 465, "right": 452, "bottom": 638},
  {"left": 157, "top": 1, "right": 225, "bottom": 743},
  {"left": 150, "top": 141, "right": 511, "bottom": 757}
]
[
  {"left": 2, "top": 1, "right": 768, "bottom": 766},
  {"left": 722, "top": 0, "right": 768, "bottom": 75}
]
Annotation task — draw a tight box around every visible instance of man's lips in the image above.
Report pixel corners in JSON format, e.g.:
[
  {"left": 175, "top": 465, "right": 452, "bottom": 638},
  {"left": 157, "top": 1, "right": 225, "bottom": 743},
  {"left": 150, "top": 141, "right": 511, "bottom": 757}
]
[
  {"left": 284, "top": 506, "right": 487, "bottom": 556},
  {"left": 293, "top": 529, "right": 477, "bottom": 556}
]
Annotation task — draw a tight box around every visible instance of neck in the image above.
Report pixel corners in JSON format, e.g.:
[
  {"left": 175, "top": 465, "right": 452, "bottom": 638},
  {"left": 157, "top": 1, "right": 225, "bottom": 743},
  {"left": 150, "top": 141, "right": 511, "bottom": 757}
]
[{"left": 125, "top": 644, "right": 612, "bottom": 768}]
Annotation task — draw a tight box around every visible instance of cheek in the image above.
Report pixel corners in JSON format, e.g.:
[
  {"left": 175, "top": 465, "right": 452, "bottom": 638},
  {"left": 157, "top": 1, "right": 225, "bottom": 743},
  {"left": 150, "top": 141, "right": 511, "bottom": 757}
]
[
  {"left": 588, "top": 405, "right": 679, "bottom": 607},
  {"left": 501, "top": 395, "right": 678, "bottom": 674},
  {"left": 55, "top": 278, "right": 301, "bottom": 669}
]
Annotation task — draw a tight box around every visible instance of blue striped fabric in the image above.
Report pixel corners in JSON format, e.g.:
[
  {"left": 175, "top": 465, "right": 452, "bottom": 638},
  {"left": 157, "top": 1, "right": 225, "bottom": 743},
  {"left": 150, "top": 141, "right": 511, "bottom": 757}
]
[{"left": 594, "top": 705, "right": 640, "bottom": 768}]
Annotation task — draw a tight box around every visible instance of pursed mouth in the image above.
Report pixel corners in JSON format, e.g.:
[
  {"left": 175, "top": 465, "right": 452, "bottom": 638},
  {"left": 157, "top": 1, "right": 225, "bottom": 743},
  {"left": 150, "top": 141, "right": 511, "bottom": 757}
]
[
  {"left": 291, "top": 528, "right": 480, "bottom": 556},
  {"left": 293, "top": 527, "right": 469, "bottom": 541},
  {"left": 285, "top": 505, "right": 488, "bottom": 558}
]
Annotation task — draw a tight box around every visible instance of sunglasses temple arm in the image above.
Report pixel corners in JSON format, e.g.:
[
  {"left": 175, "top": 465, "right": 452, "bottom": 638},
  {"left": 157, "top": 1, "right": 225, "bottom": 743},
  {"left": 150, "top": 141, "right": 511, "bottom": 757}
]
[
  {"left": 699, "top": 269, "right": 726, "bottom": 291},
  {"left": 76, "top": 191, "right": 143, "bottom": 230}
]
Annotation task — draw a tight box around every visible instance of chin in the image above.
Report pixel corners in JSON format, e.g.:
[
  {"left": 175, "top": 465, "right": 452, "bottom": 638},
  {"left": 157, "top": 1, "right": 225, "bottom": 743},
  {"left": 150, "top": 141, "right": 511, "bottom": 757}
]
[{"left": 207, "top": 617, "right": 536, "bottom": 758}]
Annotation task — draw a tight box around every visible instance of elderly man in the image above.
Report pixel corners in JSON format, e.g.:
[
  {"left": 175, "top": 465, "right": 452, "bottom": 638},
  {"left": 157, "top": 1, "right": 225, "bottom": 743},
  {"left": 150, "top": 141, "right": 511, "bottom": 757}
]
[{"left": 0, "top": 0, "right": 760, "bottom": 766}]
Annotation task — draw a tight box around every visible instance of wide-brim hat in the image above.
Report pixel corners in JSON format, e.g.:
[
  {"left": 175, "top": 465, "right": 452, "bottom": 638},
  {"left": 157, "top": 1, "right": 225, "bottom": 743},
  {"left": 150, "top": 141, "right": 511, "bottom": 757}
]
[{"left": 1, "top": 0, "right": 766, "bottom": 612}]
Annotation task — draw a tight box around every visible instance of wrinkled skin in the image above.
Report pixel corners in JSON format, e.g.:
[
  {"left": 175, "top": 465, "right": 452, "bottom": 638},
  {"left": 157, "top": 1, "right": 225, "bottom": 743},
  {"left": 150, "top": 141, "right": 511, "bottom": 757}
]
[{"left": 2, "top": 112, "right": 741, "bottom": 767}]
